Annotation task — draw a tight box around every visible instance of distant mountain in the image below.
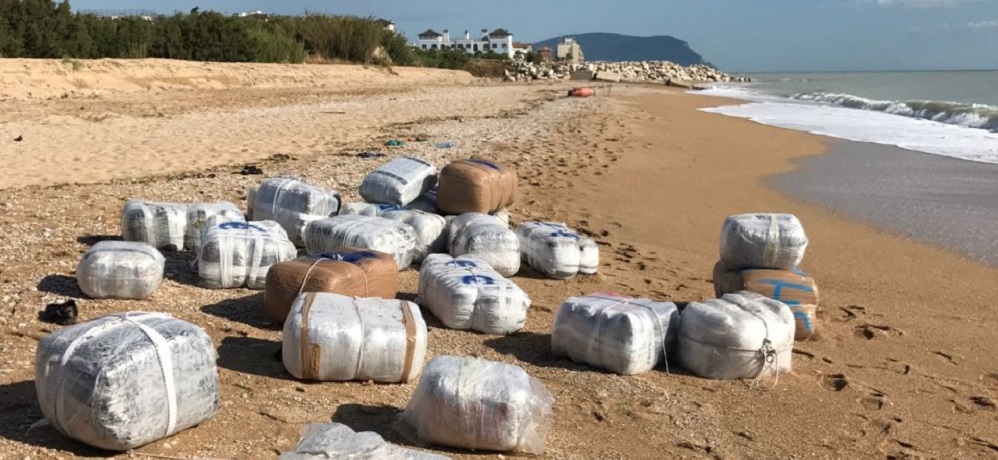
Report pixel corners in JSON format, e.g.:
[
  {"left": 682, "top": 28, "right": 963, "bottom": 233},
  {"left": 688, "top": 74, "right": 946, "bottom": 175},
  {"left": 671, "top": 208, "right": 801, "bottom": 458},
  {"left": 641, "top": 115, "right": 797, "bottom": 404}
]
[{"left": 532, "top": 32, "right": 709, "bottom": 66}]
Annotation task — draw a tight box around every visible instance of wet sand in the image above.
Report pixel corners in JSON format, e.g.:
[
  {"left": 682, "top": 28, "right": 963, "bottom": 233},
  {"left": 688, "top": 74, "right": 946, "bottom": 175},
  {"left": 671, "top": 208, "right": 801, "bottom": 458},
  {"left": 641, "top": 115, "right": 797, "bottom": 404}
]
[{"left": 770, "top": 141, "right": 998, "bottom": 266}]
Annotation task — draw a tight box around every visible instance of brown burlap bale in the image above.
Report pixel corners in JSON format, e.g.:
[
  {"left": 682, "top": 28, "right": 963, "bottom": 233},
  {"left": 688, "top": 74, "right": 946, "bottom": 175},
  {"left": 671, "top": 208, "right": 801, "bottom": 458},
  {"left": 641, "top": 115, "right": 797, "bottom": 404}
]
[
  {"left": 712, "top": 261, "right": 819, "bottom": 340},
  {"left": 436, "top": 159, "right": 518, "bottom": 215},
  {"left": 264, "top": 248, "right": 399, "bottom": 323}
]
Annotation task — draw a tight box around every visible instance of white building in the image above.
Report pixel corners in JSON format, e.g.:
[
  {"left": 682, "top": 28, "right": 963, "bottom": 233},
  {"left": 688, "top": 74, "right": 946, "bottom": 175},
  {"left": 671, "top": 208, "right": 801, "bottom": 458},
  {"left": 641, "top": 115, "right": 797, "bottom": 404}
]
[
  {"left": 415, "top": 28, "right": 515, "bottom": 58},
  {"left": 556, "top": 37, "right": 585, "bottom": 63},
  {"left": 376, "top": 19, "right": 395, "bottom": 32}
]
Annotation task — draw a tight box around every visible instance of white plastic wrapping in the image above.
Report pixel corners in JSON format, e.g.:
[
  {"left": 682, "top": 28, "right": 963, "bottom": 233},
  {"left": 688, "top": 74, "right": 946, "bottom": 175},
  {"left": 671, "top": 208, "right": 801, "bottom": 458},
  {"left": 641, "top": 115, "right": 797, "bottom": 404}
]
[
  {"left": 251, "top": 178, "right": 342, "bottom": 247},
  {"left": 720, "top": 213, "right": 809, "bottom": 270},
  {"left": 359, "top": 156, "right": 438, "bottom": 206},
  {"left": 198, "top": 220, "right": 298, "bottom": 289},
  {"left": 418, "top": 254, "right": 531, "bottom": 335},
  {"left": 338, "top": 202, "right": 400, "bottom": 217},
  {"left": 678, "top": 291, "right": 795, "bottom": 381},
  {"left": 447, "top": 213, "right": 520, "bottom": 277},
  {"left": 398, "top": 356, "right": 555, "bottom": 454},
  {"left": 380, "top": 209, "right": 447, "bottom": 263},
  {"left": 35, "top": 312, "right": 219, "bottom": 451},
  {"left": 280, "top": 423, "right": 450, "bottom": 460},
  {"left": 339, "top": 204, "right": 447, "bottom": 263},
  {"left": 551, "top": 293, "right": 678, "bottom": 375},
  {"left": 516, "top": 222, "right": 599, "bottom": 279},
  {"left": 405, "top": 186, "right": 439, "bottom": 213},
  {"left": 304, "top": 214, "right": 417, "bottom": 269},
  {"left": 184, "top": 201, "right": 243, "bottom": 252},
  {"left": 491, "top": 208, "right": 510, "bottom": 226},
  {"left": 246, "top": 185, "right": 258, "bottom": 220},
  {"left": 121, "top": 200, "right": 188, "bottom": 251},
  {"left": 282, "top": 292, "right": 427, "bottom": 383},
  {"left": 76, "top": 241, "right": 165, "bottom": 300}
]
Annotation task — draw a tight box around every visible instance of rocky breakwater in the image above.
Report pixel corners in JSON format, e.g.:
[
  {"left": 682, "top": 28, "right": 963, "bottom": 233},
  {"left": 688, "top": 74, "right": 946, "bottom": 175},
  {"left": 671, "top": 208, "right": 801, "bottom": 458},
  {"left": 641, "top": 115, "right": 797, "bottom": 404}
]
[{"left": 505, "top": 60, "right": 750, "bottom": 88}]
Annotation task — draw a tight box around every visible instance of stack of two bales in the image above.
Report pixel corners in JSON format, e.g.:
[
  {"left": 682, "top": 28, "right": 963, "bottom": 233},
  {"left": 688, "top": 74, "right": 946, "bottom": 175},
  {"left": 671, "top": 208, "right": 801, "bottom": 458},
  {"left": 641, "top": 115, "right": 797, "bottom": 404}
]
[{"left": 713, "top": 213, "right": 819, "bottom": 341}]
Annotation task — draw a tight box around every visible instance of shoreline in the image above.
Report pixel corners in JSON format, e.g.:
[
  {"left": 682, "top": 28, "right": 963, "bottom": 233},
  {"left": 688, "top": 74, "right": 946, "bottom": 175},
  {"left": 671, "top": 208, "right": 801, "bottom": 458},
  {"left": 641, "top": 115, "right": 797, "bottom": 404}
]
[
  {"left": 1, "top": 77, "right": 996, "bottom": 458},
  {"left": 769, "top": 139, "right": 998, "bottom": 267}
]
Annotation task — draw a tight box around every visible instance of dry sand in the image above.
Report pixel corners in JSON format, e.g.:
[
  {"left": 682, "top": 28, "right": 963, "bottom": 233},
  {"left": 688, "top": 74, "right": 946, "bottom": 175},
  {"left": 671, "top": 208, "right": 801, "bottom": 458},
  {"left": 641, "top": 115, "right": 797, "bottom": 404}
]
[{"left": 0, "top": 59, "right": 996, "bottom": 459}]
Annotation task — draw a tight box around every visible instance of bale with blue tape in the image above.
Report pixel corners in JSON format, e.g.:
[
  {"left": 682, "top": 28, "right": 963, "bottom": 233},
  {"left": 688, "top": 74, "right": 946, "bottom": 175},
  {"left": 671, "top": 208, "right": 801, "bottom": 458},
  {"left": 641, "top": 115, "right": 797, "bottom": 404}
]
[
  {"left": 712, "top": 261, "right": 819, "bottom": 340},
  {"left": 516, "top": 221, "right": 599, "bottom": 279},
  {"left": 418, "top": 254, "right": 530, "bottom": 334}
]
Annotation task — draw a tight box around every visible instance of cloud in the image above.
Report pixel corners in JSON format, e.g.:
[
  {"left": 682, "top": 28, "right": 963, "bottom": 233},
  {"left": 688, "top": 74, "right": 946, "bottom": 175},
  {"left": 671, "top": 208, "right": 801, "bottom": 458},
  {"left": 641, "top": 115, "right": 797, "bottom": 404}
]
[
  {"left": 910, "top": 19, "right": 998, "bottom": 32},
  {"left": 967, "top": 19, "right": 998, "bottom": 29},
  {"left": 877, "top": 0, "right": 981, "bottom": 7}
]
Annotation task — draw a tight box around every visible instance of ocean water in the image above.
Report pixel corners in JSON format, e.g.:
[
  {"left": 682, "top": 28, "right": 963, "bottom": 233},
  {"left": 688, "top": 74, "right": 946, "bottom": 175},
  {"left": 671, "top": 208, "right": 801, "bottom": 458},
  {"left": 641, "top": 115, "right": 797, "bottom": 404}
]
[{"left": 698, "top": 71, "right": 998, "bottom": 164}]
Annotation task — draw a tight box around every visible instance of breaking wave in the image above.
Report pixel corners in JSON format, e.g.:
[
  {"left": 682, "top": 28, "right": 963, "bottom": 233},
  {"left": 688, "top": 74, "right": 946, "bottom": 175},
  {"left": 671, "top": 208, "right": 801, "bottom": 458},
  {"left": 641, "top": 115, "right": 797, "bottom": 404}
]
[{"left": 789, "top": 92, "right": 998, "bottom": 132}]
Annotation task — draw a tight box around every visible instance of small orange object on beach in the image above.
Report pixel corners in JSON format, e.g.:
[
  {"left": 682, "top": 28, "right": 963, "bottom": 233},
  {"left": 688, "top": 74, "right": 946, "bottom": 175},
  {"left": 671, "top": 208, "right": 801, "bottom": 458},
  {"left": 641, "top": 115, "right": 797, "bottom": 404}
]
[{"left": 568, "top": 87, "right": 595, "bottom": 98}]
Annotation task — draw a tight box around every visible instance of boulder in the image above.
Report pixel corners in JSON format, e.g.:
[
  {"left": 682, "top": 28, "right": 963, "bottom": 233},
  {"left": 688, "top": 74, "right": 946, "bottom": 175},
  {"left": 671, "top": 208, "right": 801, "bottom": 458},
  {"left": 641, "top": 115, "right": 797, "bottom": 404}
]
[{"left": 594, "top": 71, "right": 621, "bottom": 83}]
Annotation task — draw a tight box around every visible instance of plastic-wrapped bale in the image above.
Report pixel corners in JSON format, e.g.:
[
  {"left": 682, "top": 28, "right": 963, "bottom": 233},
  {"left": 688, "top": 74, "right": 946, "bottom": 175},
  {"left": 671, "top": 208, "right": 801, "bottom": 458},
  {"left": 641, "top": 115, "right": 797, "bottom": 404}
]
[
  {"left": 338, "top": 202, "right": 400, "bottom": 217},
  {"left": 516, "top": 222, "right": 599, "bottom": 279},
  {"left": 447, "top": 213, "right": 520, "bottom": 277},
  {"left": 720, "top": 213, "right": 808, "bottom": 270},
  {"left": 339, "top": 204, "right": 445, "bottom": 263},
  {"left": 246, "top": 185, "right": 258, "bottom": 220},
  {"left": 304, "top": 214, "right": 417, "bottom": 269},
  {"left": 282, "top": 292, "right": 427, "bottom": 383},
  {"left": 264, "top": 249, "right": 399, "bottom": 323},
  {"left": 491, "top": 208, "right": 510, "bottom": 226},
  {"left": 251, "top": 178, "right": 342, "bottom": 247},
  {"left": 198, "top": 220, "right": 298, "bottom": 289},
  {"left": 279, "top": 423, "right": 450, "bottom": 460},
  {"left": 418, "top": 254, "right": 531, "bottom": 334},
  {"left": 381, "top": 209, "right": 448, "bottom": 263},
  {"left": 184, "top": 201, "right": 243, "bottom": 252},
  {"left": 76, "top": 241, "right": 165, "bottom": 300},
  {"left": 120, "top": 200, "right": 188, "bottom": 251},
  {"left": 713, "top": 261, "right": 819, "bottom": 340},
  {"left": 397, "top": 356, "right": 554, "bottom": 454},
  {"left": 405, "top": 186, "right": 439, "bottom": 213},
  {"left": 436, "top": 159, "right": 518, "bottom": 215},
  {"left": 35, "top": 312, "right": 219, "bottom": 451},
  {"left": 678, "top": 291, "right": 795, "bottom": 381},
  {"left": 358, "top": 156, "right": 438, "bottom": 206},
  {"left": 551, "top": 292, "right": 678, "bottom": 375}
]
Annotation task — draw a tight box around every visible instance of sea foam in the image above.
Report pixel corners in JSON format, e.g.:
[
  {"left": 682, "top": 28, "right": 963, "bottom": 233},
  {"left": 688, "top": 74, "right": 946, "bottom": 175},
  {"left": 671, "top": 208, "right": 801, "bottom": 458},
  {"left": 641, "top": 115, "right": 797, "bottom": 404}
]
[{"left": 698, "top": 86, "right": 998, "bottom": 164}]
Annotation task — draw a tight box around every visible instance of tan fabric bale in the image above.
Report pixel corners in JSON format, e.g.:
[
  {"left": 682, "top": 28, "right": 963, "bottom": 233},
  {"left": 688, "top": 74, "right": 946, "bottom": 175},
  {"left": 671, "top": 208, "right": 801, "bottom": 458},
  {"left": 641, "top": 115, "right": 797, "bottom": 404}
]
[
  {"left": 264, "top": 249, "right": 399, "bottom": 323},
  {"left": 712, "top": 261, "right": 819, "bottom": 340},
  {"left": 437, "top": 159, "right": 517, "bottom": 215}
]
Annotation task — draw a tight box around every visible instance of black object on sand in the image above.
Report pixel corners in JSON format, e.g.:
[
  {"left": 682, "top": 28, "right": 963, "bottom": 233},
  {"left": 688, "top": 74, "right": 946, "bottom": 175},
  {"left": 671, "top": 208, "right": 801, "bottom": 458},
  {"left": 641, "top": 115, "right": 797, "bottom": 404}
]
[
  {"left": 357, "top": 151, "right": 386, "bottom": 159},
  {"left": 13, "top": 135, "right": 23, "bottom": 142},
  {"left": 39, "top": 300, "right": 79, "bottom": 325},
  {"left": 238, "top": 165, "right": 263, "bottom": 175}
]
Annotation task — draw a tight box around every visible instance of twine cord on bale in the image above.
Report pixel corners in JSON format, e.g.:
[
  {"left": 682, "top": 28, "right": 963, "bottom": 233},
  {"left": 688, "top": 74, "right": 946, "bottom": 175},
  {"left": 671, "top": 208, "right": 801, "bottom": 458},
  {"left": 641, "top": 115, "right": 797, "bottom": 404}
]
[
  {"left": 295, "top": 254, "right": 371, "bottom": 299},
  {"left": 736, "top": 296, "right": 781, "bottom": 390}
]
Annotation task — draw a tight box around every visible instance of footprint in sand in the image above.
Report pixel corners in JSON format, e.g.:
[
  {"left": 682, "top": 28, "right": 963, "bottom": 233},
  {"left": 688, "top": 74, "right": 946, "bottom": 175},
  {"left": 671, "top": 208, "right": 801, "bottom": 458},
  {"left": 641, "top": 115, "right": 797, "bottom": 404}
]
[
  {"left": 838, "top": 305, "right": 867, "bottom": 322},
  {"left": 932, "top": 350, "right": 959, "bottom": 366},
  {"left": 821, "top": 373, "right": 850, "bottom": 392},
  {"left": 860, "top": 393, "right": 888, "bottom": 411},
  {"left": 854, "top": 323, "right": 902, "bottom": 340},
  {"left": 970, "top": 396, "right": 996, "bottom": 411},
  {"left": 884, "top": 359, "right": 912, "bottom": 375},
  {"left": 981, "top": 372, "right": 998, "bottom": 391}
]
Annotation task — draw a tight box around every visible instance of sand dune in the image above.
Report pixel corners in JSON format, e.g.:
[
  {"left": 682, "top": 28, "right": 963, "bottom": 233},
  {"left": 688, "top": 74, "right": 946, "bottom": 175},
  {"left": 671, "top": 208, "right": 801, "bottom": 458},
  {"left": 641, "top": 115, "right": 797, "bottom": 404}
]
[{"left": 0, "top": 58, "right": 474, "bottom": 101}]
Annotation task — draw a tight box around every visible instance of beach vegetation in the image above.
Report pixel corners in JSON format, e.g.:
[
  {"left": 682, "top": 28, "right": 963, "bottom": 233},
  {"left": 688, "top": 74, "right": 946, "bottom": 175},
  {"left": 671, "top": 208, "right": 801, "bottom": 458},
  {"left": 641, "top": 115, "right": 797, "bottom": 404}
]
[{"left": 0, "top": 1, "right": 407, "bottom": 65}]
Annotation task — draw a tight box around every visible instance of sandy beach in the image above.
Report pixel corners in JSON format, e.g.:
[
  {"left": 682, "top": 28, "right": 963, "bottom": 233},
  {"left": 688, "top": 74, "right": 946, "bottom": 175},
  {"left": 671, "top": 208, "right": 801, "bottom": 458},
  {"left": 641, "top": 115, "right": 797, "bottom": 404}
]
[{"left": 0, "top": 59, "right": 996, "bottom": 459}]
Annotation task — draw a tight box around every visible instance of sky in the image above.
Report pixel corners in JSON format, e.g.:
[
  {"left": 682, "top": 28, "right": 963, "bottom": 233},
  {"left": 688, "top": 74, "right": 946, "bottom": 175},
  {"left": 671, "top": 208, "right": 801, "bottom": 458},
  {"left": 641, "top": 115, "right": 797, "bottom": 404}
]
[{"left": 69, "top": 0, "right": 998, "bottom": 72}]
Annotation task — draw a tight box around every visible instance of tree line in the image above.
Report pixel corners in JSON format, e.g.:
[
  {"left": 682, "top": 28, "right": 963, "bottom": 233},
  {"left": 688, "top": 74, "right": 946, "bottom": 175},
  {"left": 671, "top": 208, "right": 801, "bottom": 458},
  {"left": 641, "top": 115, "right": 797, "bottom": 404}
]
[{"left": 0, "top": 0, "right": 413, "bottom": 64}]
